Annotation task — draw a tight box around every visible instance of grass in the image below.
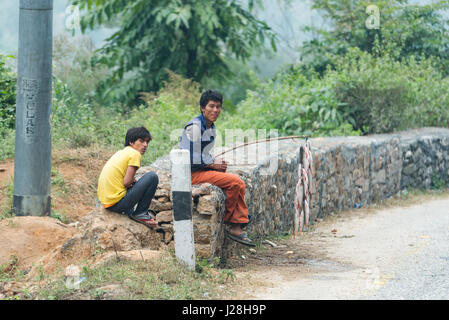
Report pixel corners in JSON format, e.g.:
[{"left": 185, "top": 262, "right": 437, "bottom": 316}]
[
  {"left": 0, "top": 255, "right": 20, "bottom": 281},
  {"left": 51, "top": 166, "right": 70, "bottom": 195},
  {"left": 0, "top": 177, "right": 14, "bottom": 221},
  {"left": 49, "top": 210, "right": 70, "bottom": 224},
  {"left": 0, "top": 129, "right": 15, "bottom": 162},
  {"left": 16, "top": 252, "right": 237, "bottom": 300},
  {"left": 0, "top": 154, "right": 93, "bottom": 223},
  {"left": 364, "top": 187, "right": 449, "bottom": 210}
]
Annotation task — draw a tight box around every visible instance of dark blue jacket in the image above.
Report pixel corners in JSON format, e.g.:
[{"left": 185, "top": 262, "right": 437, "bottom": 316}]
[{"left": 179, "top": 114, "right": 216, "bottom": 171}]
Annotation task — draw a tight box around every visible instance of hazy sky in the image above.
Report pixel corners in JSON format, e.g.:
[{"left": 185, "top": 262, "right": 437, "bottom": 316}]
[
  {"left": 0, "top": 0, "right": 316, "bottom": 56},
  {"left": 0, "top": 0, "right": 441, "bottom": 75},
  {"left": 0, "top": 0, "right": 112, "bottom": 55},
  {"left": 0, "top": 0, "right": 318, "bottom": 79}
]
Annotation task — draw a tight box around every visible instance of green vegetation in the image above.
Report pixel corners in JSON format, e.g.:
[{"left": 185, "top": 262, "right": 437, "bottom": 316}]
[
  {"left": 0, "top": 129, "right": 14, "bottom": 164},
  {"left": 19, "top": 254, "right": 236, "bottom": 300},
  {"left": 222, "top": 0, "right": 449, "bottom": 136},
  {"left": 0, "top": 178, "right": 14, "bottom": 221},
  {"left": 51, "top": 70, "right": 202, "bottom": 165},
  {"left": 70, "top": 0, "right": 276, "bottom": 105},
  {"left": 322, "top": 49, "right": 449, "bottom": 134},
  {"left": 1, "top": 0, "right": 449, "bottom": 301},
  {"left": 0, "top": 255, "right": 23, "bottom": 283},
  {"left": 0, "top": 0, "right": 448, "bottom": 186},
  {"left": 220, "top": 65, "right": 359, "bottom": 137},
  {"left": 301, "top": 0, "right": 449, "bottom": 76},
  {"left": 431, "top": 174, "right": 448, "bottom": 190},
  {"left": 0, "top": 55, "right": 16, "bottom": 160},
  {"left": 1, "top": 0, "right": 448, "bottom": 163},
  {"left": 221, "top": 47, "right": 449, "bottom": 136},
  {"left": 0, "top": 55, "right": 15, "bottom": 129}
]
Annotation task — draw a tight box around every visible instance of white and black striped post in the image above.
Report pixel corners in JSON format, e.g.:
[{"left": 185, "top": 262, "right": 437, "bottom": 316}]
[{"left": 170, "top": 149, "right": 195, "bottom": 270}]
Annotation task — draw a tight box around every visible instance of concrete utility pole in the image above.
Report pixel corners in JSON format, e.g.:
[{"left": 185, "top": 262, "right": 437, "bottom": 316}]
[
  {"left": 13, "top": 0, "right": 53, "bottom": 216},
  {"left": 170, "top": 149, "right": 196, "bottom": 270}
]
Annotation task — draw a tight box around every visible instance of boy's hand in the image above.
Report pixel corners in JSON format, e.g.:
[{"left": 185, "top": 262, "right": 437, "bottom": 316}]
[
  {"left": 127, "top": 178, "right": 137, "bottom": 188},
  {"left": 124, "top": 166, "right": 138, "bottom": 188},
  {"left": 210, "top": 158, "right": 227, "bottom": 172}
]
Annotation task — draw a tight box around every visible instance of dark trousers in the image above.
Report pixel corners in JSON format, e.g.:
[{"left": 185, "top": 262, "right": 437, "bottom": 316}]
[{"left": 108, "top": 171, "right": 159, "bottom": 216}]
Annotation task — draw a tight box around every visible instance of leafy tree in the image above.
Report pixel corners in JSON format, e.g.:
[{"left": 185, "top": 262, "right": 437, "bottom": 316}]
[
  {"left": 300, "top": 0, "right": 449, "bottom": 75},
  {"left": 71, "top": 0, "right": 276, "bottom": 105}
]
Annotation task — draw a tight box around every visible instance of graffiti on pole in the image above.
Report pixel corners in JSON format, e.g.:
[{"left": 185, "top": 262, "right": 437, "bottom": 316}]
[{"left": 19, "top": 78, "right": 39, "bottom": 144}]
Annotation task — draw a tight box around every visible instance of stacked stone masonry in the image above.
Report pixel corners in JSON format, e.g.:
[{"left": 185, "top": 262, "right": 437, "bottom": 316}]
[{"left": 136, "top": 127, "right": 449, "bottom": 263}]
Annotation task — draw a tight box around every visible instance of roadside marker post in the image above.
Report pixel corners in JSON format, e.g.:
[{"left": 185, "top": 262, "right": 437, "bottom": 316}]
[{"left": 170, "top": 149, "right": 195, "bottom": 270}]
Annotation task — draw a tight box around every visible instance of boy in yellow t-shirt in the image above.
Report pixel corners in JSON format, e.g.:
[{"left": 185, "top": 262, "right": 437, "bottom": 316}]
[{"left": 98, "top": 127, "right": 159, "bottom": 228}]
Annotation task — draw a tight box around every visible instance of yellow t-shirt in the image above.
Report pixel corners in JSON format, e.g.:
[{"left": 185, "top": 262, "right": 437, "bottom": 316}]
[{"left": 97, "top": 146, "right": 142, "bottom": 207}]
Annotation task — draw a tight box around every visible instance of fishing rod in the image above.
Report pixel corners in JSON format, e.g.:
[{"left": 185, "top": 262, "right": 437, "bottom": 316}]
[{"left": 213, "top": 134, "right": 310, "bottom": 158}]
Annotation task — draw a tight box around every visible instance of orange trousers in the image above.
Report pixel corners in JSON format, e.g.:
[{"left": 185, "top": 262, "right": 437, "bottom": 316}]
[{"left": 191, "top": 170, "right": 249, "bottom": 224}]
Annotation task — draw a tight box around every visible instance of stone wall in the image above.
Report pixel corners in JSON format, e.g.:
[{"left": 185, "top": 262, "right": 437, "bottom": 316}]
[
  {"left": 137, "top": 127, "right": 449, "bottom": 263},
  {"left": 400, "top": 130, "right": 449, "bottom": 189}
]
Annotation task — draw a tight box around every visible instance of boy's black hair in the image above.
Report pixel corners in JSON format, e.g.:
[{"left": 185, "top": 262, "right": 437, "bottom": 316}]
[
  {"left": 200, "top": 89, "right": 223, "bottom": 109},
  {"left": 125, "top": 127, "right": 152, "bottom": 147}
]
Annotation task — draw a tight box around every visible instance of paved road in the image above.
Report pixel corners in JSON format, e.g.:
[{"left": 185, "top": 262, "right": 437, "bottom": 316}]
[{"left": 249, "top": 197, "right": 449, "bottom": 300}]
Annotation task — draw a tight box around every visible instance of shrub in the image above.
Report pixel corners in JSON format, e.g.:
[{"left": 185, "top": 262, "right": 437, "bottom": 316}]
[
  {"left": 0, "top": 127, "right": 15, "bottom": 161},
  {"left": 52, "top": 70, "right": 202, "bottom": 164},
  {"left": 136, "top": 71, "right": 201, "bottom": 163},
  {"left": 0, "top": 54, "right": 16, "bottom": 130},
  {"left": 0, "top": 54, "right": 16, "bottom": 161},
  {"left": 221, "top": 64, "right": 360, "bottom": 137},
  {"left": 51, "top": 78, "right": 98, "bottom": 148},
  {"left": 328, "top": 48, "right": 449, "bottom": 133},
  {"left": 227, "top": 47, "right": 449, "bottom": 138}
]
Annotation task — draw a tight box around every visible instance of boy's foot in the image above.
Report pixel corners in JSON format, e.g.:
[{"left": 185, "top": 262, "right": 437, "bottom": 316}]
[
  {"left": 129, "top": 211, "right": 159, "bottom": 229},
  {"left": 226, "top": 231, "right": 255, "bottom": 247},
  {"left": 227, "top": 223, "right": 255, "bottom": 247}
]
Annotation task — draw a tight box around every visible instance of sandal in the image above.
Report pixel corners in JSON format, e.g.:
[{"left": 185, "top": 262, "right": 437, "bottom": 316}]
[
  {"left": 226, "top": 231, "right": 256, "bottom": 247},
  {"left": 129, "top": 211, "right": 159, "bottom": 230}
]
